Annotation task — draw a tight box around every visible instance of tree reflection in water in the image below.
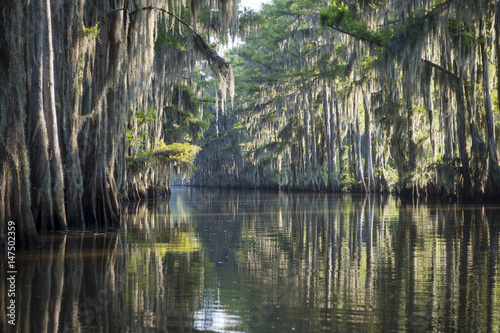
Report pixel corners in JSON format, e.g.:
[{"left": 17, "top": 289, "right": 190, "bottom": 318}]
[{"left": 1, "top": 188, "right": 499, "bottom": 332}]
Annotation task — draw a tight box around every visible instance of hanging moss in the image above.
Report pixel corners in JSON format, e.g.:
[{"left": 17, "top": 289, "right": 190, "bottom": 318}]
[
  {"left": 192, "top": 0, "right": 500, "bottom": 200},
  {"left": 0, "top": 0, "right": 240, "bottom": 246}
]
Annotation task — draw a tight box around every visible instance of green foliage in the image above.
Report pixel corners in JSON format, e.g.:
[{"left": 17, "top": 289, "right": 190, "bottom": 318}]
[
  {"left": 163, "top": 83, "right": 208, "bottom": 143},
  {"left": 448, "top": 18, "right": 477, "bottom": 47},
  {"left": 319, "top": 2, "right": 349, "bottom": 26},
  {"left": 320, "top": 1, "right": 445, "bottom": 51},
  {"left": 82, "top": 22, "right": 102, "bottom": 44},
  {"left": 136, "top": 107, "right": 157, "bottom": 127},
  {"left": 239, "top": 8, "right": 265, "bottom": 36},
  {"left": 339, "top": 174, "right": 362, "bottom": 191},
  {"left": 319, "top": 2, "right": 389, "bottom": 47},
  {"left": 361, "top": 55, "right": 379, "bottom": 75},
  {"left": 156, "top": 19, "right": 187, "bottom": 52},
  {"left": 127, "top": 107, "right": 157, "bottom": 151},
  {"left": 381, "top": 165, "right": 399, "bottom": 190},
  {"left": 153, "top": 141, "right": 201, "bottom": 169},
  {"left": 127, "top": 141, "right": 201, "bottom": 176},
  {"left": 154, "top": 8, "right": 197, "bottom": 52},
  {"left": 375, "top": 101, "right": 402, "bottom": 129},
  {"left": 389, "top": 7, "right": 433, "bottom": 50},
  {"left": 194, "top": 0, "right": 495, "bottom": 195},
  {"left": 126, "top": 150, "right": 152, "bottom": 175}
]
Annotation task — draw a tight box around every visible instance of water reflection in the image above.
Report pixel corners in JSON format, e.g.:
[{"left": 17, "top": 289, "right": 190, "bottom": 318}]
[{"left": 1, "top": 188, "right": 500, "bottom": 332}]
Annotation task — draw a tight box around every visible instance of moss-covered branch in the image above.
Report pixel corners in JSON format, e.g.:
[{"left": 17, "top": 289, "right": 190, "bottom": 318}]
[
  {"left": 110, "top": 6, "right": 230, "bottom": 71},
  {"left": 319, "top": 2, "right": 387, "bottom": 47}
]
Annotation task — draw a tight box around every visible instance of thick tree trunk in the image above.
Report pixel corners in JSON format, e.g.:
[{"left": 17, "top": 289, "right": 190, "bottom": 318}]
[
  {"left": 423, "top": 59, "right": 472, "bottom": 197},
  {"left": 59, "top": 0, "right": 86, "bottom": 228},
  {"left": 44, "top": 0, "right": 67, "bottom": 231},
  {"left": 465, "top": 46, "right": 486, "bottom": 185},
  {"left": 481, "top": 18, "right": 500, "bottom": 199},
  {"left": 28, "top": 0, "right": 56, "bottom": 231},
  {"left": 0, "top": 1, "right": 38, "bottom": 249}
]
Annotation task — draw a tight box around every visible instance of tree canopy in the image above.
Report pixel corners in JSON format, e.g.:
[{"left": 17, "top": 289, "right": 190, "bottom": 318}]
[{"left": 193, "top": 0, "right": 500, "bottom": 200}]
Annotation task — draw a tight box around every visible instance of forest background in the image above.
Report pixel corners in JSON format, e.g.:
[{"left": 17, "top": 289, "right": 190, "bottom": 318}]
[{"left": 0, "top": 0, "right": 499, "bottom": 248}]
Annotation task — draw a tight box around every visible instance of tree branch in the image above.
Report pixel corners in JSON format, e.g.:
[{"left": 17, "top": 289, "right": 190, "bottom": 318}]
[
  {"left": 237, "top": 53, "right": 277, "bottom": 72},
  {"left": 421, "top": 59, "right": 457, "bottom": 79},
  {"left": 109, "top": 6, "right": 230, "bottom": 71},
  {"left": 325, "top": 24, "right": 383, "bottom": 47}
]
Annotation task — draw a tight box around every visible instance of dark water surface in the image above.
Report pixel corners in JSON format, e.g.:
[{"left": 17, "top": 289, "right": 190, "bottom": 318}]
[{"left": 2, "top": 187, "right": 500, "bottom": 332}]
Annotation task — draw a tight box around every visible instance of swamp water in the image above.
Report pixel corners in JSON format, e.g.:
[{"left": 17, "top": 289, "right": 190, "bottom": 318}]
[{"left": 2, "top": 187, "right": 500, "bottom": 332}]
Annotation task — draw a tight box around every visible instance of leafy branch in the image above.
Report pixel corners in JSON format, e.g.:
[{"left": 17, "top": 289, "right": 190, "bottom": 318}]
[
  {"left": 319, "top": 0, "right": 453, "bottom": 50},
  {"left": 319, "top": 2, "right": 388, "bottom": 47}
]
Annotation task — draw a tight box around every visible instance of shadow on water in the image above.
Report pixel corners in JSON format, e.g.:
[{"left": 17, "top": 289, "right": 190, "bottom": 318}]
[{"left": 1, "top": 187, "right": 500, "bottom": 332}]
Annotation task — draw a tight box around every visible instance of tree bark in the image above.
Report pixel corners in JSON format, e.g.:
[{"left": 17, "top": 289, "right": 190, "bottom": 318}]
[
  {"left": 44, "top": 0, "right": 67, "bottom": 231},
  {"left": 310, "top": 103, "right": 318, "bottom": 171},
  {"left": 481, "top": 18, "right": 500, "bottom": 199},
  {"left": 355, "top": 104, "right": 366, "bottom": 192},
  {"left": 323, "top": 83, "right": 337, "bottom": 191},
  {"left": 329, "top": 87, "right": 338, "bottom": 188},
  {"left": 335, "top": 92, "right": 344, "bottom": 178},
  {"left": 421, "top": 63, "right": 436, "bottom": 159},
  {"left": 404, "top": 62, "right": 416, "bottom": 174},
  {"left": 454, "top": 74, "right": 472, "bottom": 198},
  {"left": 28, "top": 0, "right": 55, "bottom": 231},
  {"left": 464, "top": 49, "right": 486, "bottom": 184},
  {"left": 442, "top": 87, "right": 454, "bottom": 160},
  {"left": 303, "top": 95, "right": 311, "bottom": 174},
  {"left": 423, "top": 59, "right": 472, "bottom": 198},
  {"left": 0, "top": 0, "right": 38, "bottom": 249},
  {"left": 60, "top": 0, "right": 86, "bottom": 228},
  {"left": 364, "top": 90, "right": 374, "bottom": 192}
]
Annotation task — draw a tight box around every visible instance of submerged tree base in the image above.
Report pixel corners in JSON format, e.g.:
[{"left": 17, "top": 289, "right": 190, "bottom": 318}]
[{"left": 126, "top": 185, "right": 171, "bottom": 202}]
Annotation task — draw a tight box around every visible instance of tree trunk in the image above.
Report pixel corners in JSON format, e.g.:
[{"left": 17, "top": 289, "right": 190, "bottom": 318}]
[
  {"left": 59, "top": 0, "right": 86, "bottom": 228},
  {"left": 454, "top": 74, "right": 472, "bottom": 198},
  {"left": 310, "top": 107, "right": 317, "bottom": 170},
  {"left": 423, "top": 58, "right": 472, "bottom": 197},
  {"left": 355, "top": 105, "right": 366, "bottom": 192},
  {"left": 303, "top": 96, "right": 311, "bottom": 174},
  {"left": 481, "top": 18, "right": 500, "bottom": 199},
  {"left": 442, "top": 87, "right": 454, "bottom": 160},
  {"left": 404, "top": 62, "right": 416, "bottom": 174},
  {"left": 44, "top": 0, "right": 67, "bottom": 231},
  {"left": 28, "top": 0, "right": 55, "bottom": 231},
  {"left": 364, "top": 91, "right": 374, "bottom": 192},
  {"left": 0, "top": 1, "right": 38, "bottom": 249},
  {"left": 464, "top": 48, "right": 486, "bottom": 185},
  {"left": 323, "top": 83, "right": 337, "bottom": 191},
  {"left": 422, "top": 63, "right": 436, "bottom": 159},
  {"left": 335, "top": 92, "right": 343, "bottom": 178}
]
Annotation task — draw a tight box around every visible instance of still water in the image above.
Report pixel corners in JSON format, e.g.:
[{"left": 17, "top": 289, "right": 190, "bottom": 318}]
[{"left": 2, "top": 187, "right": 500, "bottom": 332}]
